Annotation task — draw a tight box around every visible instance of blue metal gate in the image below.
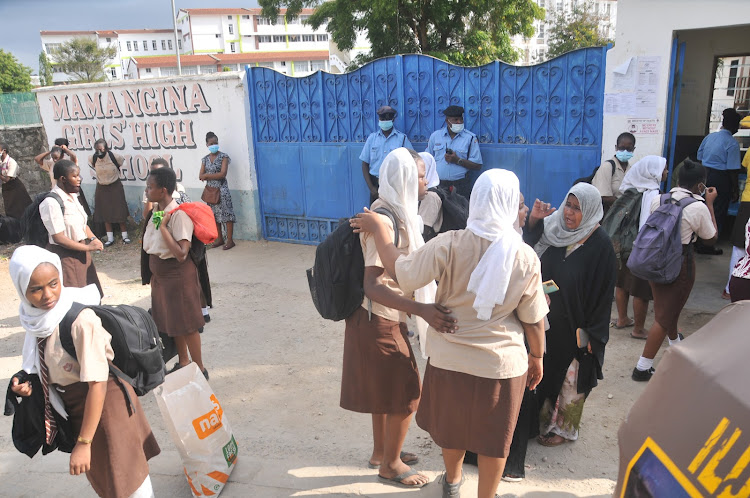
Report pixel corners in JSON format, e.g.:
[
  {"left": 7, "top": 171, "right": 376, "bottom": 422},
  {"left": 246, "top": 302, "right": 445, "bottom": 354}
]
[{"left": 248, "top": 48, "right": 608, "bottom": 244}]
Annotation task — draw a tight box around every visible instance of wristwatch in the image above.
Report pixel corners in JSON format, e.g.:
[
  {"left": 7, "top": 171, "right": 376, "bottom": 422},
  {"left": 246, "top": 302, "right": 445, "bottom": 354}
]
[{"left": 457, "top": 158, "right": 464, "bottom": 167}]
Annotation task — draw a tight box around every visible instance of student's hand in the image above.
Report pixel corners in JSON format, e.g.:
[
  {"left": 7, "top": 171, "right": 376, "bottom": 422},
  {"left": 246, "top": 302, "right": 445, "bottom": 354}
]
[
  {"left": 444, "top": 150, "right": 459, "bottom": 164},
  {"left": 530, "top": 199, "right": 556, "bottom": 221},
  {"left": 349, "top": 208, "right": 385, "bottom": 235},
  {"left": 87, "top": 238, "right": 104, "bottom": 252},
  {"left": 70, "top": 443, "right": 92, "bottom": 475},
  {"left": 10, "top": 377, "right": 32, "bottom": 397},
  {"left": 418, "top": 303, "right": 458, "bottom": 333},
  {"left": 199, "top": 174, "right": 206, "bottom": 181},
  {"left": 61, "top": 145, "right": 69, "bottom": 153},
  {"left": 527, "top": 355, "right": 543, "bottom": 390},
  {"left": 705, "top": 187, "right": 718, "bottom": 204}
]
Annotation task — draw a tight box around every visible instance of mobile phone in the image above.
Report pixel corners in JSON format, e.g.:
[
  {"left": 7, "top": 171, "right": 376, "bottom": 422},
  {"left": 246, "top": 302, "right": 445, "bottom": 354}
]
[
  {"left": 576, "top": 328, "right": 589, "bottom": 349},
  {"left": 542, "top": 280, "right": 559, "bottom": 294},
  {"left": 445, "top": 148, "right": 454, "bottom": 155}
]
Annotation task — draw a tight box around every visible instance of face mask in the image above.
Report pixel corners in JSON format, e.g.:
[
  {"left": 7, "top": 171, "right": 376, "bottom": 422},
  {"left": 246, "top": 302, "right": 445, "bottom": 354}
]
[
  {"left": 699, "top": 183, "right": 707, "bottom": 197},
  {"left": 378, "top": 120, "right": 393, "bottom": 131},
  {"left": 95, "top": 151, "right": 106, "bottom": 158},
  {"left": 615, "top": 150, "right": 633, "bottom": 163},
  {"left": 450, "top": 123, "right": 464, "bottom": 134},
  {"left": 208, "top": 145, "right": 220, "bottom": 154}
]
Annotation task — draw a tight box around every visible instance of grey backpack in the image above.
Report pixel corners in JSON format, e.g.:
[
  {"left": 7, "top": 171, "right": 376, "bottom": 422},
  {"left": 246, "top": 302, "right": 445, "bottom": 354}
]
[{"left": 627, "top": 193, "right": 698, "bottom": 284}]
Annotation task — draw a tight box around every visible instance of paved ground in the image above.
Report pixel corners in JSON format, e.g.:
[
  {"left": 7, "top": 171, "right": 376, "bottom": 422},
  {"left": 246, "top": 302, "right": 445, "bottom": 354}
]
[{"left": 0, "top": 238, "right": 736, "bottom": 497}]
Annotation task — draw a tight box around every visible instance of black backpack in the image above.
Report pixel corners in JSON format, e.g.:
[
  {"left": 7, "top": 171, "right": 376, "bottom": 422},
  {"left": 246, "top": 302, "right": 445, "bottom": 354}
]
[
  {"left": 0, "top": 215, "right": 23, "bottom": 244},
  {"left": 307, "top": 208, "right": 399, "bottom": 321},
  {"left": 600, "top": 188, "right": 643, "bottom": 267},
  {"left": 21, "top": 192, "right": 64, "bottom": 247},
  {"left": 59, "top": 303, "right": 166, "bottom": 405},
  {"left": 573, "top": 159, "right": 616, "bottom": 186},
  {"left": 433, "top": 186, "right": 469, "bottom": 233}
]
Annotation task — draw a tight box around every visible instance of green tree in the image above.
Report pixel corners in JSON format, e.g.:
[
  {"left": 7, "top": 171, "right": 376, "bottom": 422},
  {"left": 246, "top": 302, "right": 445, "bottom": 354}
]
[
  {"left": 260, "top": 0, "right": 544, "bottom": 67},
  {"left": 51, "top": 37, "right": 117, "bottom": 83},
  {"left": 546, "top": 3, "right": 612, "bottom": 60},
  {"left": 38, "top": 51, "right": 53, "bottom": 87},
  {"left": 0, "top": 50, "right": 33, "bottom": 93}
]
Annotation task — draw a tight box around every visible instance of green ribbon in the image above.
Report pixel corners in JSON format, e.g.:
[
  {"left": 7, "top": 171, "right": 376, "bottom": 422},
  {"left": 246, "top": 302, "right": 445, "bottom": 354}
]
[{"left": 152, "top": 210, "right": 165, "bottom": 229}]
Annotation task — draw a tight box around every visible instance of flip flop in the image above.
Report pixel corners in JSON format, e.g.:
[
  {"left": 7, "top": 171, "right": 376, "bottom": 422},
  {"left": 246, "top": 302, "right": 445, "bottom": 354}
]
[
  {"left": 630, "top": 332, "right": 648, "bottom": 340},
  {"left": 609, "top": 318, "right": 635, "bottom": 329},
  {"left": 368, "top": 451, "right": 419, "bottom": 469},
  {"left": 223, "top": 241, "right": 236, "bottom": 250},
  {"left": 537, "top": 433, "right": 569, "bottom": 447},
  {"left": 377, "top": 468, "right": 428, "bottom": 489}
]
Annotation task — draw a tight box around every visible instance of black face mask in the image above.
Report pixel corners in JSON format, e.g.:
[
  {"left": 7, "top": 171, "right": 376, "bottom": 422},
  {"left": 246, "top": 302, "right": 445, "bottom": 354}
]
[{"left": 95, "top": 151, "right": 107, "bottom": 158}]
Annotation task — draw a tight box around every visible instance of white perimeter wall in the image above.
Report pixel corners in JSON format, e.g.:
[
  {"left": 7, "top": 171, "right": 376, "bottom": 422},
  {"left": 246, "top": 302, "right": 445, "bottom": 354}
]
[
  {"left": 602, "top": 0, "right": 750, "bottom": 161},
  {"left": 34, "top": 73, "right": 261, "bottom": 240}
]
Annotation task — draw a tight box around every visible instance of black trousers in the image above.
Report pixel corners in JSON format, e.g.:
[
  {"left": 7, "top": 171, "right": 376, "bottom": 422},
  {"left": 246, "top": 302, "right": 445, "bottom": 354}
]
[
  {"left": 503, "top": 388, "right": 539, "bottom": 477},
  {"left": 369, "top": 174, "right": 379, "bottom": 205},
  {"left": 705, "top": 167, "right": 732, "bottom": 234}
]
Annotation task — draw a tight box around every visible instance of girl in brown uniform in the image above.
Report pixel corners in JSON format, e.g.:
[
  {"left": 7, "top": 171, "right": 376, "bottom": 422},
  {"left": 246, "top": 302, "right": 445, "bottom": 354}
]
[
  {"left": 143, "top": 167, "right": 207, "bottom": 378},
  {"left": 9, "top": 245, "right": 160, "bottom": 497}
]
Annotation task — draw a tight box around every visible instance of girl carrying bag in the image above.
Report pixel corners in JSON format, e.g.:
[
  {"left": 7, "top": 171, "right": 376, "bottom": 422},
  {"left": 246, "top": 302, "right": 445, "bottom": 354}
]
[{"left": 154, "top": 363, "right": 238, "bottom": 497}]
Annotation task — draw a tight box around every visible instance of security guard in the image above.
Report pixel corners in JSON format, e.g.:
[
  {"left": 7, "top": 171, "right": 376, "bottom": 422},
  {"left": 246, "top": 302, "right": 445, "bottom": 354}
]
[
  {"left": 427, "top": 105, "right": 483, "bottom": 197},
  {"left": 360, "top": 105, "right": 413, "bottom": 203}
]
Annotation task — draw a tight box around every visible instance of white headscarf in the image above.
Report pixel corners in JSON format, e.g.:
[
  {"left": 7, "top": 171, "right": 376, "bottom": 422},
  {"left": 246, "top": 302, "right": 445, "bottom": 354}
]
[
  {"left": 378, "top": 148, "right": 437, "bottom": 359},
  {"left": 419, "top": 151, "right": 440, "bottom": 189},
  {"left": 9, "top": 245, "right": 101, "bottom": 418},
  {"left": 534, "top": 183, "right": 604, "bottom": 257},
  {"left": 619, "top": 155, "right": 666, "bottom": 230},
  {"left": 466, "top": 169, "right": 524, "bottom": 320}
]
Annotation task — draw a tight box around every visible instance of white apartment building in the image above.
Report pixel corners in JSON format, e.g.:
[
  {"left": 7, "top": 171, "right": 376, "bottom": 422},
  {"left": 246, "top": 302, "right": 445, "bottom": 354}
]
[
  {"left": 175, "top": 8, "right": 334, "bottom": 76},
  {"left": 40, "top": 29, "right": 184, "bottom": 83},
  {"left": 512, "top": 0, "right": 617, "bottom": 65}
]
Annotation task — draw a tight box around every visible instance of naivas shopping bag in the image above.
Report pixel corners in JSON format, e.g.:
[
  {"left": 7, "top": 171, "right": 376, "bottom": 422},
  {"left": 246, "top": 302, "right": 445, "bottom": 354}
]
[{"left": 154, "top": 363, "right": 238, "bottom": 497}]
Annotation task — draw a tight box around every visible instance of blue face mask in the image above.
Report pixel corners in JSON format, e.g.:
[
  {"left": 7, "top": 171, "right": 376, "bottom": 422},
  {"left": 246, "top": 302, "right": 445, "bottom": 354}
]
[
  {"left": 378, "top": 120, "right": 393, "bottom": 131},
  {"left": 615, "top": 150, "right": 633, "bottom": 163},
  {"left": 208, "top": 144, "right": 220, "bottom": 154},
  {"left": 450, "top": 123, "right": 464, "bottom": 134}
]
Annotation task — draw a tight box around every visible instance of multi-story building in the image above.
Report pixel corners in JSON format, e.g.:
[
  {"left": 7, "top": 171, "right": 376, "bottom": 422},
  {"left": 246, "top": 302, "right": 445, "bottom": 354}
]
[
  {"left": 40, "top": 29, "right": 184, "bottom": 84},
  {"left": 512, "top": 0, "right": 617, "bottom": 65},
  {"left": 174, "top": 8, "right": 334, "bottom": 76}
]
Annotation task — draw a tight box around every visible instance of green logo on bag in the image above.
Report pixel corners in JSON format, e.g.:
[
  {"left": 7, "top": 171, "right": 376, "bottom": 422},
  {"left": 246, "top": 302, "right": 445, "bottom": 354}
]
[{"left": 223, "top": 435, "right": 238, "bottom": 467}]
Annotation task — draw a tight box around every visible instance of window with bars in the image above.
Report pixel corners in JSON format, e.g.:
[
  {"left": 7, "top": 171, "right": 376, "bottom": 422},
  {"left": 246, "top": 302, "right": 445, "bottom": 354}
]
[
  {"left": 257, "top": 16, "right": 271, "bottom": 25},
  {"left": 728, "top": 60, "right": 740, "bottom": 96},
  {"left": 288, "top": 35, "right": 300, "bottom": 42},
  {"left": 133, "top": 41, "right": 139, "bottom": 51},
  {"left": 168, "top": 39, "right": 173, "bottom": 50},
  {"left": 302, "top": 34, "right": 315, "bottom": 42},
  {"left": 162, "top": 40, "right": 166, "bottom": 50},
  {"left": 316, "top": 34, "right": 328, "bottom": 41},
  {"left": 143, "top": 40, "right": 148, "bottom": 51},
  {"left": 272, "top": 35, "right": 285, "bottom": 42},
  {"left": 230, "top": 42, "right": 236, "bottom": 53},
  {"left": 258, "top": 35, "right": 272, "bottom": 43},
  {"left": 229, "top": 24, "right": 234, "bottom": 35},
  {"left": 152, "top": 40, "right": 157, "bottom": 50}
]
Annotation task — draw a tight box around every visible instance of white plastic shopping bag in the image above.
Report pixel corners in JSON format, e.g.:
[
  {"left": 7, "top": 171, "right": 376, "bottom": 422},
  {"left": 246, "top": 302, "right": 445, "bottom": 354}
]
[{"left": 154, "top": 363, "right": 238, "bottom": 497}]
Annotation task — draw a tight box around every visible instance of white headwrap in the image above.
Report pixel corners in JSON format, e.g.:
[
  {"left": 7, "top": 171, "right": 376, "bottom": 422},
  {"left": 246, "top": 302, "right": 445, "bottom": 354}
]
[
  {"left": 378, "top": 148, "right": 437, "bottom": 358},
  {"left": 466, "top": 170, "right": 524, "bottom": 320},
  {"left": 419, "top": 151, "right": 440, "bottom": 189},
  {"left": 619, "top": 155, "right": 666, "bottom": 230},
  {"left": 9, "top": 245, "right": 101, "bottom": 418},
  {"left": 534, "top": 183, "right": 604, "bottom": 258}
]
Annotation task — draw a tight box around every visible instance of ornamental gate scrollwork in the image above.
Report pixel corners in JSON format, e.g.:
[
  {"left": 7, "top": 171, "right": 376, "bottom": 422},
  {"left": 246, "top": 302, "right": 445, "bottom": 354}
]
[{"left": 248, "top": 48, "right": 608, "bottom": 244}]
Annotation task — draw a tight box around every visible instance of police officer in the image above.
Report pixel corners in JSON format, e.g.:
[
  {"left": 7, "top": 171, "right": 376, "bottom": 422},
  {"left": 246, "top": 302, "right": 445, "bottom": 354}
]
[
  {"left": 360, "top": 105, "right": 413, "bottom": 203},
  {"left": 427, "top": 105, "right": 483, "bottom": 197}
]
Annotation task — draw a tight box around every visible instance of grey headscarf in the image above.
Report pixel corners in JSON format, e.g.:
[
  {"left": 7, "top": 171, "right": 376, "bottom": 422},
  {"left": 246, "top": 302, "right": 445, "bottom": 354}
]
[{"left": 534, "top": 183, "right": 604, "bottom": 257}]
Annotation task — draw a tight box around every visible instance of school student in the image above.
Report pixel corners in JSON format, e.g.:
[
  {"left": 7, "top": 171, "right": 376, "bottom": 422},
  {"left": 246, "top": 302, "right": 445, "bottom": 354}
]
[
  {"left": 142, "top": 158, "right": 212, "bottom": 322},
  {"left": 36, "top": 141, "right": 78, "bottom": 188},
  {"left": 1, "top": 143, "right": 33, "bottom": 219},
  {"left": 592, "top": 132, "right": 636, "bottom": 211},
  {"left": 341, "top": 147, "right": 454, "bottom": 490},
  {"left": 632, "top": 160, "right": 718, "bottom": 381},
  {"left": 89, "top": 139, "right": 130, "bottom": 247},
  {"left": 9, "top": 245, "right": 160, "bottom": 498},
  {"left": 143, "top": 167, "right": 208, "bottom": 378},
  {"left": 417, "top": 151, "right": 443, "bottom": 240},
  {"left": 40, "top": 160, "right": 104, "bottom": 297},
  {"left": 351, "top": 169, "right": 547, "bottom": 498}
]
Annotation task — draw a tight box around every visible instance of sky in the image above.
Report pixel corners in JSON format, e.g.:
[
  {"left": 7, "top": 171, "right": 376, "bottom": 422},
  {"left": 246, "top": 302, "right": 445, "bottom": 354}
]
[{"left": 0, "top": 0, "right": 261, "bottom": 73}]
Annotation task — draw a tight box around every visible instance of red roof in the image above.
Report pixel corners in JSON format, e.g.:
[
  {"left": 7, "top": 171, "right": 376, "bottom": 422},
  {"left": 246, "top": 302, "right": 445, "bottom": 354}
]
[
  {"left": 40, "top": 30, "right": 97, "bottom": 36},
  {"left": 113, "top": 29, "right": 176, "bottom": 34},
  {"left": 131, "top": 51, "right": 329, "bottom": 69},
  {"left": 132, "top": 54, "right": 219, "bottom": 68}
]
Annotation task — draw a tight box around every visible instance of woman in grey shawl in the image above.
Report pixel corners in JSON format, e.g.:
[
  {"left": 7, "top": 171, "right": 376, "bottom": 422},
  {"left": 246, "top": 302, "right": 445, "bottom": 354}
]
[{"left": 523, "top": 183, "right": 617, "bottom": 447}]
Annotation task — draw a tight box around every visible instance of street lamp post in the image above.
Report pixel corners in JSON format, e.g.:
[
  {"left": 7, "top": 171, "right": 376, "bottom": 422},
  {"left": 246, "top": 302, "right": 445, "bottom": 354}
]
[{"left": 171, "top": 0, "right": 182, "bottom": 75}]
